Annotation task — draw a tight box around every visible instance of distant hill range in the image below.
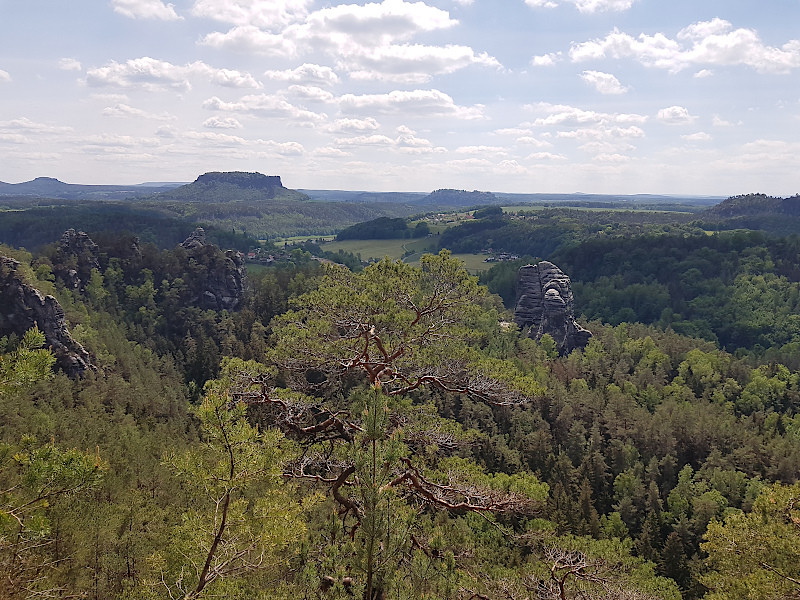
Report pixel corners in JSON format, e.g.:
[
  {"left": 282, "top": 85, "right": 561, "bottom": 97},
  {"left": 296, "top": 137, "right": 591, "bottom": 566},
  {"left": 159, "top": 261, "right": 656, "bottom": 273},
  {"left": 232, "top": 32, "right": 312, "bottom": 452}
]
[
  {"left": 0, "top": 177, "right": 183, "bottom": 199},
  {"left": 703, "top": 193, "right": 800, "bottom": 218},
  {"left": 150, "top": 171, "right": 309, "bottom": 203},
  {"left": 699, "top": 193, "right": 800, "bottom": 236}
]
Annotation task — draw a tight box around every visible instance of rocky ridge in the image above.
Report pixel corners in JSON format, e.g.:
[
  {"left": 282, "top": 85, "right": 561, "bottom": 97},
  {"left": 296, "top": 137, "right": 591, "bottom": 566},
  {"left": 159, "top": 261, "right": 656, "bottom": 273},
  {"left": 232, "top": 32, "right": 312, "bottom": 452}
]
[
  {"left": 514, "top": 261, "right": 591, "bottom": 355},
  {"left": 0, "top": 256, "right": 94, "bottom": 377}
]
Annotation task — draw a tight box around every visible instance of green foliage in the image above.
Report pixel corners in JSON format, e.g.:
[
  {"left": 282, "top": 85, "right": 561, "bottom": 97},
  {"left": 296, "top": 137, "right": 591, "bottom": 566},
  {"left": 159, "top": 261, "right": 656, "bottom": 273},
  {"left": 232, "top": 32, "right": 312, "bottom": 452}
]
[
  {"left": 702, "top": 482, "right": 800, "bottom": 599},
  {"left": 150, "top": 359, "right": 307, "bottom": 599},
  {"left": 336, "top": 216, "right": 410, "bottom": 240},
  {"left": 0, "top": 327, "right": 56, "bottom": 394},
  {"left": 0, "top": 437, "right": 104, "bottom": 599}
]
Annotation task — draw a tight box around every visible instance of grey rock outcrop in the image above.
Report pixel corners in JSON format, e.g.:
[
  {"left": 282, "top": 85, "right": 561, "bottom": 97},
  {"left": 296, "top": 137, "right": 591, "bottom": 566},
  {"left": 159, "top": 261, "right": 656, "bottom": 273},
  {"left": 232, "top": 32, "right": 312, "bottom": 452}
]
[
  {"left": 513, "top": 261, "right": 591, "bottom": 355},
  {"left": 54, "top": 229, "right": 101, "bottom": 290},
  {"left": 179, "top": 228, "right": 247, "bottom": 311},
  {"left": 0, "top": 256, "right": 94, "bottom": 377},
  {"left": 200, "top": 249, "right": 247, "bottom": 311},
  {"left": 180, "top": 227, "right": 207, "bottom": 250}
]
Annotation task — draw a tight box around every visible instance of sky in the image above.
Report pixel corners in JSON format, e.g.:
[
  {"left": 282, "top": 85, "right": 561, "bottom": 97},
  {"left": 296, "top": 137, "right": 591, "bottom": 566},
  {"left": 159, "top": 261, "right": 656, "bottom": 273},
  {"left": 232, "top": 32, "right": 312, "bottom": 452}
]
[{"left": 0, "top": 0, "right": 798, "bottom": 195}]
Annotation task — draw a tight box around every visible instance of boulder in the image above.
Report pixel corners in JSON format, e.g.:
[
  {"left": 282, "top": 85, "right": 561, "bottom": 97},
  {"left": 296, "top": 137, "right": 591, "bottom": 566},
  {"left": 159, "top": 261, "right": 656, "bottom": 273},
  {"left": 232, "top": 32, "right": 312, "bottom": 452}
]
[
  {"left": 513, "top": 261, "right": 591, "bottom": 355},
  {"left": 0, "top": 256, "right": 94, "bottom": 377}
]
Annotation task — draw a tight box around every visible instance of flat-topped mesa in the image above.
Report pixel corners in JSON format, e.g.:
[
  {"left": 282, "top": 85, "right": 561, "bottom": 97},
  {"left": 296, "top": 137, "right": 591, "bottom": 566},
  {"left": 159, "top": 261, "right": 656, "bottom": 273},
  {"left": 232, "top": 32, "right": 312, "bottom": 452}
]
[
  {"left": 0, "top": 256, "right": 94, "bottom": 378},
  {"left": 513, "top": 261, "right": 591, "bottom": 356},
  {"left": 195, "top": 171, "right": 283, "bottom": 191}
]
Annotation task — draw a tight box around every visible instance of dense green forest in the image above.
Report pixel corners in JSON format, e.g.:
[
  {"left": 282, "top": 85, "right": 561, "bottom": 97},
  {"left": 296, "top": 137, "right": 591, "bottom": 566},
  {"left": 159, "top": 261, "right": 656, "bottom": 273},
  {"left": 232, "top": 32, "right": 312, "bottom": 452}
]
[
  {"left": 2, "top": 193, "right": 800, "bottom": 599},
  {"left": 0, "top": 196, "right": 418, "bottom": 245},
  {"left": 337, "top": 217, "right": 430, "bottom": 240}
]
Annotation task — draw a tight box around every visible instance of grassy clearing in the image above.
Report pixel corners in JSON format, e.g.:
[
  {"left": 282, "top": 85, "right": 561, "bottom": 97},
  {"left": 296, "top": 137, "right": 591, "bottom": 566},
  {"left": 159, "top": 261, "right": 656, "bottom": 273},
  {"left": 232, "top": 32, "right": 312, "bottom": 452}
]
[
  {"left": 320, "top": 237, "right": 436, "bottom": 260},
  {"left": 277, "top": 234, "right": 336, "bottom": 243},
  {"left": 319, "top": 236, "right": 492, "bottom": 274},
  {"left": 404, "top": 251, "right": 492, "bottom": 274},
  {"left": 501, "top": 205, "right": 694, "bottom": 214}
]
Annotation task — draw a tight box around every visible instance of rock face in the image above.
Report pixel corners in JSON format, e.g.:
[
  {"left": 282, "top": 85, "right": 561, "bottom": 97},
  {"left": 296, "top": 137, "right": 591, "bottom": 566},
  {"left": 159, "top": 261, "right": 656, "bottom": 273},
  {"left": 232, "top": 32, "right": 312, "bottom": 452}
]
[
  {"left": 513, "top": 261, "right": 591, "bottom": 355},
  {"left": 180, "top": 226, "right": 207, "bottom": 250},
  {"left": 179, "top": 228, "right": 247, "bottom": 311},
  {"left": 0, "top": 256, "right": 94, "bottom": 377},
  {"left": 53, "top": 229, "right": 101, "bottom": 290},
  {"left": 195, "top": 171, "right": 283, "bottom": 192}
]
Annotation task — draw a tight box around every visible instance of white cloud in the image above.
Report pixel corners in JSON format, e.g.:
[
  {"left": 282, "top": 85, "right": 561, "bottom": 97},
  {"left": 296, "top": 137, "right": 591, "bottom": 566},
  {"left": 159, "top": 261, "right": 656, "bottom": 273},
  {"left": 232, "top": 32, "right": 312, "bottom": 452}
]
[
  {"left": 325, "top": 117, "right": 381, "bottom": 132},
  {"left": 593, "top": 153, "right": 630, "bottom": 162},
  {"left": 286, "top": 85, "right": 335, "bottom": 102},
  {"left": 682, "top": 132, "right": 712, "bottom": 141},
  {"left": 264, "top": 63, "right": 340, "bottom": 85},
  {"left": 493, "top": 127, "right": 532, "bottom": 136},
  {"left": 184, "top": 130, "right": 248, "bottom": 145},
  {"left": 455, "top": 145, "right": 509, "bottom": 157},
  {"left": 332, "top": 125, "right": 437, "bottom": 154},
  {"left": 694, "top": 69, "right": 713, "bottom": 78},
  {"left": 657, "top": 105, "right": 697, "bottom": 124},
  {"left": 335, "top": 134, "right": 396, "bottom": 146},
  {"left": 712, "top": 115, "right": 740, "bottom": 127},
  {"left": 0, "top": 70, "right": 10, "bottom": 83},
  {"left": 102, "top": 103, "right": 176, "bottom": 120},
  {"left": 0, "top": 133, "right": 28, "bottom": 144},
  {"left": 0, "top": 117, "right": 73, "bottom": 134},
  {"left": 59, "top": 58, "right": 82, "bottom": 71},
  {"left": 255, "top": 139, "right": 306, "bottom": 156},
  {"left": 339, "top": 89, "right": 484, "bottom": 119},
  {"left": 527, "top": 151, "right": 567, "bottom": 160},
  {"left": 527, "top": 103, "right": 647, "bottom": 127},
  {"left": 570, "top": 19, "right": 800, "bottom": 74},
  {"left": 85, "top": 57, "right": 261, "bottom": 91},
  {"left": 191, "top": 0, "right": 312, "bottom": 29},
  {"left": 202, "top": 94, "right": 327, "bottom": 123},
  {"left": 676, "top": 18, "right": 731, "bottom": 41},
  {"left": 515, "top": 136, "right": 552, "bottom": 147},
  {"left": 343, "top": 44, "right": 500, "bottom": 84},
  {"left": 579, "top": 141, "right": 634, "bottom": 153},
  {"left": 89, "top": 93, "right": 130, "bottom": 102},
  {"left": 580, "top": 70, "right": 628, "bottom": 94},
  {"left": 200, "top": 0, "right": 499, "bottom": 83},
  {"left": 155, "top": 125, "right": 179, "bottom": 138},
  {"left": 453, "top": 0, "right": 474, "bottom": 4},
  {"left": 110, "top": 0, "right": 182, "bottom": 20},
  {"left": 525, "top": 0, "right": 636, "bottom": 13},
  {"left": 203, "top": 116, "right": 243, "bottom": 129},
  {"left": 313, "top": 146, "right": 352, "bottom": 156},
  {"left": 73, "top": 134, "right": 162, "bottom": 155},
  {"left": 531, "top": 52, "right": 562, "bottom": 66},
  {"left": 556, "top": 126, "right": 644, "bottom": 139},
  {"left": 211, "top": 69, "right": 262, "bottom": 88}
]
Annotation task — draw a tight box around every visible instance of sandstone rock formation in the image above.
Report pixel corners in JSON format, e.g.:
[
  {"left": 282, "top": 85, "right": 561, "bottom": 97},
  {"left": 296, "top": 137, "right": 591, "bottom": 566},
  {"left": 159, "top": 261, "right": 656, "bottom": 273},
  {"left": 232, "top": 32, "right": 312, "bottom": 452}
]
[
  {"left": 179, "top": 228, "right": 247, "bottom": 311},
  {"left": 0, "top": 256, "right": 94, "bottom": 377},
  {"left": 513, "top": 261, "right": 591, "bottom": 355},
  {"left": 53, "top": 229, "right": 101, "bottom": 290},
  {"left": 195, "top": 171, "right": 283, "bottom": 191},
  {"left": 180, "top": 226, "right": 207, "bottom": 250}
]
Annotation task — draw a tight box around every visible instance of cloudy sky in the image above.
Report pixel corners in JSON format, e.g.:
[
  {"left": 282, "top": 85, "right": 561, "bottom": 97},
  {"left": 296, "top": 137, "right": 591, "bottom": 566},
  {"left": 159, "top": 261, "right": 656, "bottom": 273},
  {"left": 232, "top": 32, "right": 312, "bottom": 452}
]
[{"left": 1, "top": 0, "right": 798, "bottom": 195}]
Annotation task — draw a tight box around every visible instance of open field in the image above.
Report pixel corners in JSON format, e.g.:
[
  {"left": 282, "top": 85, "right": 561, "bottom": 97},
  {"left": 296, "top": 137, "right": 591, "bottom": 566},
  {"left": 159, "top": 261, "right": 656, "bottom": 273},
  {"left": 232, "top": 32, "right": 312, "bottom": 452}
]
[
  {"left": 320, "top": 236, "right": 437, "bottom": 260},
  {"left": 275, "top": 234, "right": 336, "bottom": 243},
  {"left": 405, "top": 252, "right": 493, "bottom": 273},
  {"left": 501, "top": 205, "right": 696, "bottom": 214},
  {"left": 319, "top": 235, "right": 494, "bottom": 273}
]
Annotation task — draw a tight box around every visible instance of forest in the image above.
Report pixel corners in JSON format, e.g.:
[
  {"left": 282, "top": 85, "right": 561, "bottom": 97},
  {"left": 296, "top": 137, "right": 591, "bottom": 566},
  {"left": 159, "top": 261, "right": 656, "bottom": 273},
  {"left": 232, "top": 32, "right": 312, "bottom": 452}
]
[{"left": 2, "top": 192, "right": 800, "bottom": 600}]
